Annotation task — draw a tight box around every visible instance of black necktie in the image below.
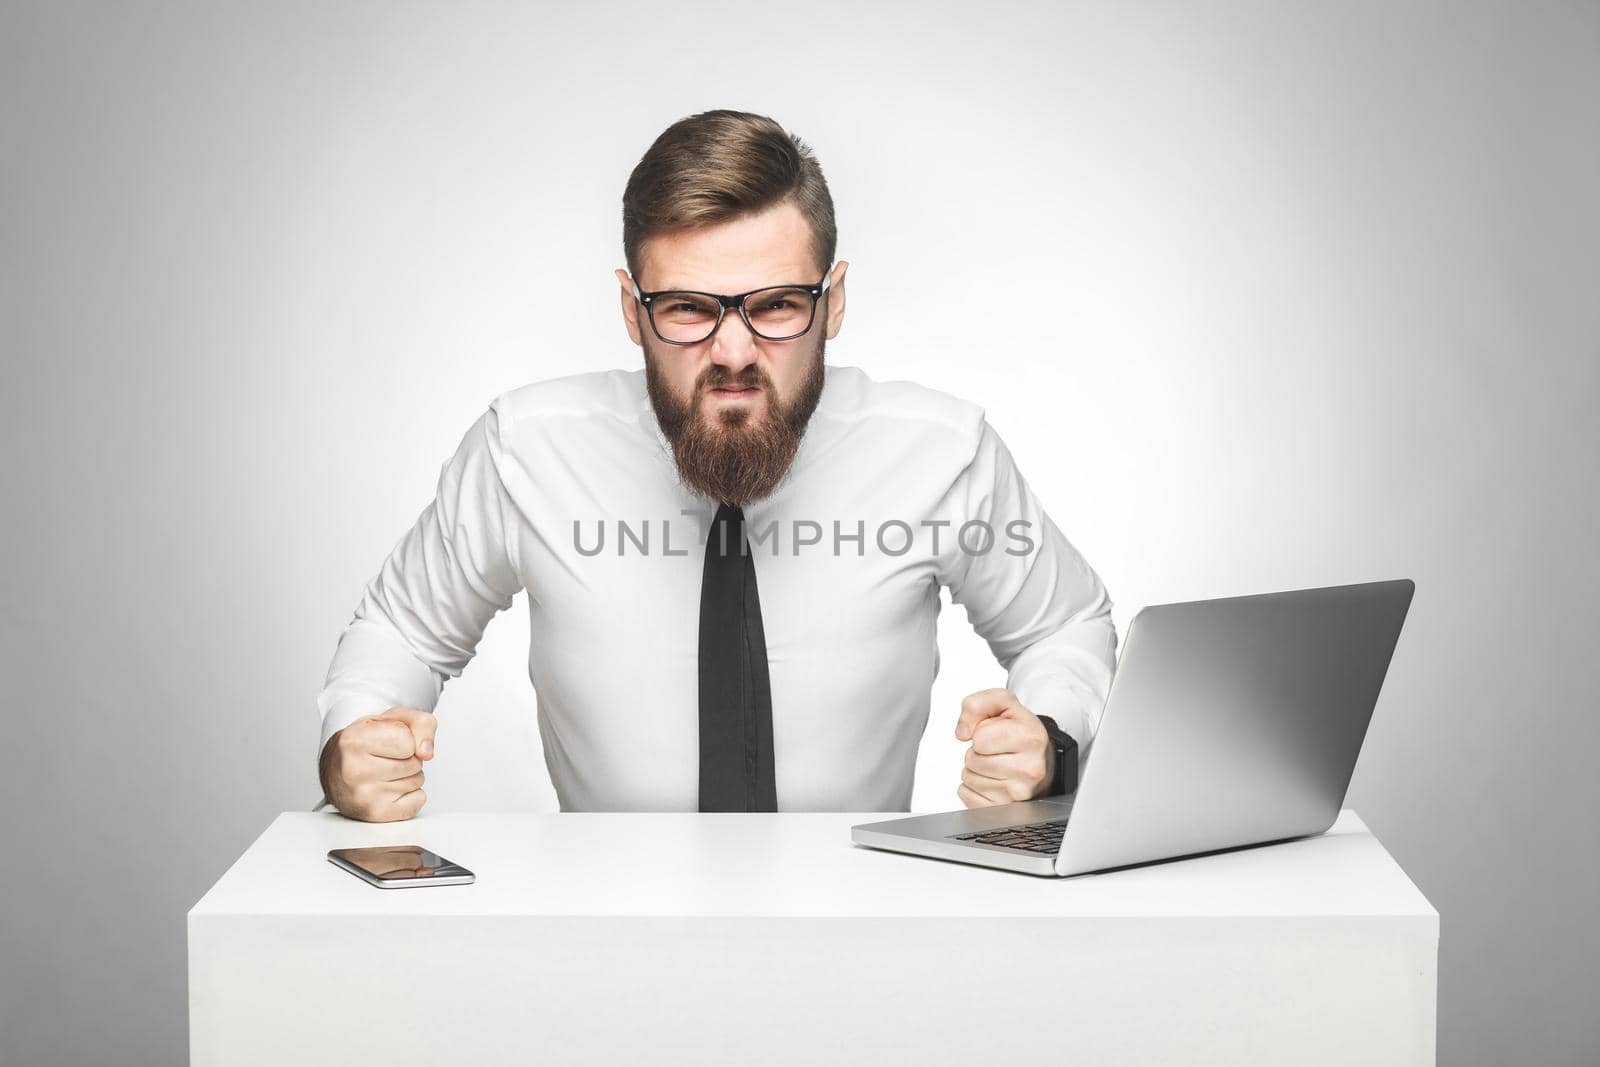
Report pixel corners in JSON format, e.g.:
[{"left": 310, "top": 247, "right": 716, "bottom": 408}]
[{"left": 698, "top": 503, "right": 778, "bottom": 811}]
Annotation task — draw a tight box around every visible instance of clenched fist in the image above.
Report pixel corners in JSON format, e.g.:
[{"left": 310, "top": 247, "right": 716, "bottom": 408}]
[
  {"left": 319, "top": 706, "right": 437, "bottom": 822},
  {"left": 954, "top": 688, "right": 1055, "bottom": 808}
]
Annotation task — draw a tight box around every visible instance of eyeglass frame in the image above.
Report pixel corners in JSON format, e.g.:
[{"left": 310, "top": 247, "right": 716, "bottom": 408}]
[{"left": 629, "top": 269, "right": 833, "bottom": 345}]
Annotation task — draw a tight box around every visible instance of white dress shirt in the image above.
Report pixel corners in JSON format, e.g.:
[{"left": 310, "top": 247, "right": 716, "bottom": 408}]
[{"left": 315, "top": 363, "right": 1117, "bottom": 812}]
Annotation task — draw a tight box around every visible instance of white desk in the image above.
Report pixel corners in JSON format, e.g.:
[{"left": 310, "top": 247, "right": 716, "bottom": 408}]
[{"left": 188, "top": 810, "right": 1436, "bottom": 1066}]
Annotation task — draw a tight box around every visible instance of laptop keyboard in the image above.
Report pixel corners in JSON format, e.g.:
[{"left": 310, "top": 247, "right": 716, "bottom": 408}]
[{"left": 949, "top": 819, "right": 1068, "bottom": 854}]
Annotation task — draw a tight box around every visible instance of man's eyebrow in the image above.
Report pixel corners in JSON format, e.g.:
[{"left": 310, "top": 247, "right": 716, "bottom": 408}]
[{"left": 654, "top": 276, "right": 815, "bottom": 292}]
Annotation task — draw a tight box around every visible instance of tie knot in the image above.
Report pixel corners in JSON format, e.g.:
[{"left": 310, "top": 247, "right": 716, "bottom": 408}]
[{"left": 710, "top": 503, "right": 745, "bottom": 559}]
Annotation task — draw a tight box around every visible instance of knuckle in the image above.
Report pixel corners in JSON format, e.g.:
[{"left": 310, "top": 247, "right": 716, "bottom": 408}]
[
  {"left": 348, "top": 720, "right": 384, "bottom": 748},
  {"left": 376, "top": 722, "right": 414, "bottom": 753}
]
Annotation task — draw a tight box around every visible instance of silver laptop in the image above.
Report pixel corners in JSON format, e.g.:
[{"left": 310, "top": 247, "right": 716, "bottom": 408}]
[{"left": 852, "top": 578, "right": 1415, "bottom": 877}]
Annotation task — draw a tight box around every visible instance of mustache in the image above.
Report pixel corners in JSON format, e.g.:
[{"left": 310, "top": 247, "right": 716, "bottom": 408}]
[{"left": 701, "top": 366, "right": 765, "bottom": 390}]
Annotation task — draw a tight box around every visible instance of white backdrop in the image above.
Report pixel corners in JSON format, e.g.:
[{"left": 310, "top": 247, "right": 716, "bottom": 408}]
[{"left": 3, "top": 2, "right": 1596, "bottom": 1065}]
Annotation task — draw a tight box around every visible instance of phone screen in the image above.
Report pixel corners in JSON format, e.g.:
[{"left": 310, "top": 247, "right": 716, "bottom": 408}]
[{"left": 328, "top": 845, "right": 474, "bottom": 886}]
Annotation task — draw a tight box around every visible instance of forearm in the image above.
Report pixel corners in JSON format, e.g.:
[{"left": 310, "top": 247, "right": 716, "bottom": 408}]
[
  {"left": 1005, "top": 612, "right": 1117, "bottom": 750},
  {"left": 316, "top": 617, "right": 443, "bottom": 760}
]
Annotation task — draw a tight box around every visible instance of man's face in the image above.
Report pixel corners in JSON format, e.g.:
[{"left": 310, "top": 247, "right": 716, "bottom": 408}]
[{"left": 616, "top": 200, "right": 848, "bottom": 506}]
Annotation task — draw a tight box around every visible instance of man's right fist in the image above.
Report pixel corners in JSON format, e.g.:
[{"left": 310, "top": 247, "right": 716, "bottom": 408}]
[{"left": 319, "top": 706, "right": 437, "bottom": 822}]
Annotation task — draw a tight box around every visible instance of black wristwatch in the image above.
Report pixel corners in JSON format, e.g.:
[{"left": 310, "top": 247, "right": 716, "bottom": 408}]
[{"left": 1036, "top": 714, "right": 1079, "bottom": 797}]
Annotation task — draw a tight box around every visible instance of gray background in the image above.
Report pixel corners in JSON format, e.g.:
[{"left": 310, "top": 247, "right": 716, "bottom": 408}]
[{"left": 3, "top": 1, "right": 1596, "bottom": 1063}]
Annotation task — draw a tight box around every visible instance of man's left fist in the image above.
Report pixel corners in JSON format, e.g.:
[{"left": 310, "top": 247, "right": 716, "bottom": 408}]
[{"left": 954, "top": 688, "right": 1055, "bottom": 808}]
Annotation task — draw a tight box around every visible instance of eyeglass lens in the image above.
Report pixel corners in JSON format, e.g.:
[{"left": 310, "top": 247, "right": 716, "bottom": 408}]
[{"left": 651, "top": 287, "right": 816, "bottom": 343}]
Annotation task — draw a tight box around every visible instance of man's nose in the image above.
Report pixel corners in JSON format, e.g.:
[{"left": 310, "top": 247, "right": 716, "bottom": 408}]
[{"left": 708, "top": 308, "right": 760, "bottom": 372}]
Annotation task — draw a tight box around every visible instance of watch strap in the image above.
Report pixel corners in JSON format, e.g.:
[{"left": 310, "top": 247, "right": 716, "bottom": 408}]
[{"left": 1035, "top": 714, "right": 1080, "bottom": 796}]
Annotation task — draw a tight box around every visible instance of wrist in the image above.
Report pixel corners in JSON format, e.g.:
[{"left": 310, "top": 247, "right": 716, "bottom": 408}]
[{"left": 1035, "top": 742, "right": 1058, "bottom": 799}]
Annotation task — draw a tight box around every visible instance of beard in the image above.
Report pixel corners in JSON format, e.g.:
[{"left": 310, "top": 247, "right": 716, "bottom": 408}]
[{"left": 644, "top": 336, "right": 827, "bottom": 507}]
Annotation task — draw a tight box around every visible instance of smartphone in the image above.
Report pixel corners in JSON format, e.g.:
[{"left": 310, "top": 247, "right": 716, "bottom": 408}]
[{"left": 327, "top": 845, "right": 475, "bottom": 888}]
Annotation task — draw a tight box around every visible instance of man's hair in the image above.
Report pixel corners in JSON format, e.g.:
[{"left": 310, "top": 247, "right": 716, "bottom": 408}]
[{"left": 622, "top": 109, "right": 836, "bottom": 284}]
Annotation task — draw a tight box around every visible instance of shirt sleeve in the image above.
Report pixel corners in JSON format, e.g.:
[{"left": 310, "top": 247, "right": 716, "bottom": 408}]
[
  {"left": 312, "top": 401, "right": 525, "bottom": 810},
  {"left": 933, "top": 419, "right": 1117, "bottom": 758}
]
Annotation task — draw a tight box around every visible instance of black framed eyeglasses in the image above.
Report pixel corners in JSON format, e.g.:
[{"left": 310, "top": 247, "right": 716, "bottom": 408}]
[{"left": 630, "top": 271, "right": 832, "bottom": 345}]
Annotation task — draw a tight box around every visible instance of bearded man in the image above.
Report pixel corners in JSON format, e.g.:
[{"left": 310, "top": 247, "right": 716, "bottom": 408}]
[{"left": 316, "top": 109, "right": 1117, "bottom": 821}]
